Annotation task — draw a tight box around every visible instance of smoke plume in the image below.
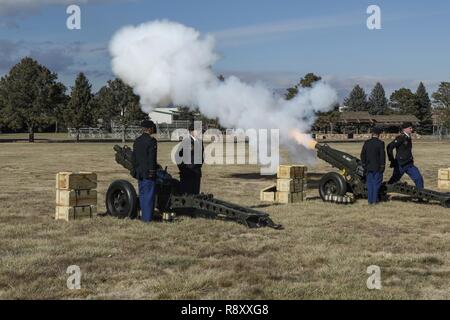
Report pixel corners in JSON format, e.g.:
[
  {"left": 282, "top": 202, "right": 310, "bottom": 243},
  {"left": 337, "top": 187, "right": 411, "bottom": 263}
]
[{"left": 109, "top": 20, "right": 338, "bottom": 158}]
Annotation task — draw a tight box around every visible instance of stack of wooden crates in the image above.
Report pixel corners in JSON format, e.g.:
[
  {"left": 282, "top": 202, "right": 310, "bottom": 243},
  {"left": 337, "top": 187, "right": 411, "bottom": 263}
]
[
  {"left": 260, "top": 165, "right": 307, "bottom": 204},
  {"left": 438, "top": 168, "right": 450, "bottom": 190},
  {"left": 55, "top": 172, "right": 98, "bottom": 221}
]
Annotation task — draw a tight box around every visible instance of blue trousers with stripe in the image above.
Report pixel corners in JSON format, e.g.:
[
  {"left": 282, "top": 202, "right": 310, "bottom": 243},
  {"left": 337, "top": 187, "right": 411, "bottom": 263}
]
[
  {"left": 138, "top": 179, "right": 156, "bottom": 222},
  {"left": 388, "top": 163, "right": 424, "bottom": 189},
  {"left": 366, "top": 171, "right": 383, "bottom": 204}
]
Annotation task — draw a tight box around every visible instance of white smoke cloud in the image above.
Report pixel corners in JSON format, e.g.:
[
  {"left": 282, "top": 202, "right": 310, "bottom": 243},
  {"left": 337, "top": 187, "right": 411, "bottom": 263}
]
[
  {"left": 109, "top": 20, "right": 338, "bottom": 154},
  {"left": 110, "top": 21, "right": 218, "bottom": 111}
]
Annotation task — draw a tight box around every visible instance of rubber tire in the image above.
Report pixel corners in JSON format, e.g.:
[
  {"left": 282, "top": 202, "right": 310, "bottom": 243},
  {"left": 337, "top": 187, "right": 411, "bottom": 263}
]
[
  {"left": 319, "top": 172, "right": 348, "bottom": 201},
  {"left": 106, "top": 180, "right": 138, "bottom": 219},
  {"left": 443, "top": 198, "right": 450, "bottom": 208}
]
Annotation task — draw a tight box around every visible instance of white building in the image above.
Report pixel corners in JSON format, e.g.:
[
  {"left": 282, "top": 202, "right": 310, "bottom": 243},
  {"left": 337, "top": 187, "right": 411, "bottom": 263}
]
[
  {"left": 148, "top": 107, "right": 179, "bottom": 124},
  {"left": 339, "top": 105, "right": 349, "bottom": 113}
]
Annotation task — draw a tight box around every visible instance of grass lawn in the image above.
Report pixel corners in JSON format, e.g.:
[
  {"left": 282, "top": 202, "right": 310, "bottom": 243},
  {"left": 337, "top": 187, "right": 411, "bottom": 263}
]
[{"left": 1, "top": 140, "right": 450, "bottom": 299}]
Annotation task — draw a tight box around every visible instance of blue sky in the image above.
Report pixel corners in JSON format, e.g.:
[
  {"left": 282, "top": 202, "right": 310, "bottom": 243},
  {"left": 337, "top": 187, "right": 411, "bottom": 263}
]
[{"left": 0, "top": 0, "right": 449, "bottom": 99}]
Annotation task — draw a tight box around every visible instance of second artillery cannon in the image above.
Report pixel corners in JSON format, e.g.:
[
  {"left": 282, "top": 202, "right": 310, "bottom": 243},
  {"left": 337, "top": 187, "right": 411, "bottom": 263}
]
[{"left": 314, "top": 142, "right": 450, "bottom": 208}]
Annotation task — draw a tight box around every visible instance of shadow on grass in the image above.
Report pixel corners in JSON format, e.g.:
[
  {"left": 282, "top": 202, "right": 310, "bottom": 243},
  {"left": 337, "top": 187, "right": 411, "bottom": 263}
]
[
  {"left": 228, "top": 171, "right": 324, "bottom": 180},
  {"left": 249, "top": 203, "right": 283, "bottom": 209},
  {"left": 227, "top": 173, "right": 276, "bottom": 180},
  {"left": 389, "top": 195, "right": 447, "bottom": 207}
]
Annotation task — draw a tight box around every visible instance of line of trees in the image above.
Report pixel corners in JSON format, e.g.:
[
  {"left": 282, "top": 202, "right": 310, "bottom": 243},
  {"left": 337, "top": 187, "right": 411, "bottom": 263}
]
[
  {"left": 1, "top": 59, "right": 449, "bottom": 140},
  {"left": 0, "top": 57, "right": 147, "bottom": 142},
  {"left": 343, "top": 81, "right": 441, "bottom": 134},
  {"left": 285, "top": 73, "right": 450, "bottom": 135}
]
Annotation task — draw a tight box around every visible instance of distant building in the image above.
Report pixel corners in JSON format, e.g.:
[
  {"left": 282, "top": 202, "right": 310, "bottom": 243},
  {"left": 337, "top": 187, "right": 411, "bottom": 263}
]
[
  {"left": 337, "top": 112, "right": 419, "bottom": 133},
  {"left": 338, "top": 105, "right": 349, "bottom": 113},
  {"left": 148, "top": 107, "right": 179, "bottom": 124}
]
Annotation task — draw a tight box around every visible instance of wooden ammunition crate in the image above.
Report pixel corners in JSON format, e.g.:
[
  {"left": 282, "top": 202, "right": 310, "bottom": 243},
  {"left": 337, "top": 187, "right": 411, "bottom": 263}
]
[
  {"left": 55, "top": 205, "right": 97, "bottom": 221},
  {"left": 260, "top": 185, "right": 277, "bottom": 202},
  {"left": 277, "top": 165, "right": 307, "bottom": 179},
  {"left": 276, "top": 191, "right": 304, "bottom": 204},
  {"left": 276, "top": 178, "right": 306, "bottom": 192},
  {"left": 438, "top": 168, "right": 450, "bottom": 181},
  {"left": 438, "top": 180, "right": 450, "bottom": 190},
  {"left": 56, "top": 189, "right": 97, "bottom": 207},
  {"left": 277, "top": 165, "right": 295, "bottom": 179},
  {"left": 292, "top": 165, "right": 307, "bottom": 178},
  {"left": 56, "top": 172, "right": 97, "bottom": 190}
]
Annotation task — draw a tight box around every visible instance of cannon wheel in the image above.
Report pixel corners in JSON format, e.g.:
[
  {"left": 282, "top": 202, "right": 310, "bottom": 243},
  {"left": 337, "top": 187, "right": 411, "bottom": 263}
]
[
  {"left": 442, "top": 198, "right": 450, "bottom": 208},
  {"left": 319, "top": 172, "right": 348, "bottom": 201},
  {"left": 106, "top": 180, "right": 138, "bottom": 219}
]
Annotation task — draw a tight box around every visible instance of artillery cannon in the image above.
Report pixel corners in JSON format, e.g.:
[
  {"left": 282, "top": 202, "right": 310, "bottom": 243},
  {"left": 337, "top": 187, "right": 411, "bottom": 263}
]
[
  {"left": 105, "top": 145, "right": 282, "bottom": 229},
  {"left": 315, "top": 143, "right": 450, "bottom": 208}
]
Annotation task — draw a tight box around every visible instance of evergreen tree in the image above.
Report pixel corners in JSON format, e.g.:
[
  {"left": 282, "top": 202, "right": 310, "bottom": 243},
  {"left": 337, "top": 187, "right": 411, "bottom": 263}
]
[
  {"left": 176, "top": 106, "right": 200, "bottom": 123},
  {"left": 63, "top": 73, "right": 94, "bottom": 142},
  {"left": 94, "top": 78, "right": 146, "bottom": 143},
  {"left": 432, "top": 82, "right": 450, "bottom": 131},
  {"left": 299, "top": 73, "right": 322, "bottom": 88},
  {"left": 415, "top": 82, "right": 433, "bottom": 134},
  {"left": 0, "top": 57, "right": 66, "bottom": 141},
  {"left": 432, "top": 82, "right": 450, "bottom": 108},
  {"left": 344, "top": 85, "right": 368, "bottom": 112},
  {"left": 49, "top": 82, "right": 69, "bottom": 133},
  {"left": 390, "top": 88, "right": 417, "bottom": 115},
  {"left": 0, "top": 94, "right": 5, "bottom": 132},
  {"left": 285, "top": 73, "right": 322, "bottom": 100},
  {"left": 284, "top": 85, "right": 298, "bottom": 100},
  {"left": 368, "top": 82, "right": 387, "bottom": 115}
]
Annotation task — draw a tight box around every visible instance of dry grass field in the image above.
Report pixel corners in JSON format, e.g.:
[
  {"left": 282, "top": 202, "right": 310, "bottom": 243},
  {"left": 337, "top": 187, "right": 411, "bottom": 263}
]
[{"left": 1, "top": 139, "right": 450, "bottom": 299}]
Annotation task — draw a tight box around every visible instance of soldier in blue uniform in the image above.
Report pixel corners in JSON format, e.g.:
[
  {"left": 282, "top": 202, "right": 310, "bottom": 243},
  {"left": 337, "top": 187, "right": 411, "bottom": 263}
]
[
  {"left": 132, "top": 120, "right": 158, "bottom": 222},
  {"left": 387, "top": 122, "right": 424, "bottom": 189},
  {"left": 361, "top": 127, "right": 386, "bottom": 204}
]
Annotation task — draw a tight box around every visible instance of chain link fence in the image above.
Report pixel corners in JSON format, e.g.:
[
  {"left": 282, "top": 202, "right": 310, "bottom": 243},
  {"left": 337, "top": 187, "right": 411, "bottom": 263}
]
[{"left": 67, "top": 120, "right": 192, "bottom": 141}]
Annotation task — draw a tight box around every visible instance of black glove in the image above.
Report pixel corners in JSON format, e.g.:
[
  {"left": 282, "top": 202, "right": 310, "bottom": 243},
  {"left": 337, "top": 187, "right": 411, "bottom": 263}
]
[{"left": 148, "top": 169, "right": 156, "bottom": 179}]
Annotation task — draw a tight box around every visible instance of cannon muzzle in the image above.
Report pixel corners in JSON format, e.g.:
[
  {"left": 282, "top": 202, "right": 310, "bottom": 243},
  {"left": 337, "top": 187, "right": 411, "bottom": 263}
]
[{"left": 113, "top": 144, "right": 123, "bottom": 153}]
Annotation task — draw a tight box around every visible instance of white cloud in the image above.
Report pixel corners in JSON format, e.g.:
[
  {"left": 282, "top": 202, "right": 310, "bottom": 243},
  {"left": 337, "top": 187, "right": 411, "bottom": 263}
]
[
  {"left": 0, "top": 39, "right": 110, "bottom": 79},
  {"left": 211, "top": 11, "right": 441, "bottom": 47},
  {"left": 212, "top": 14, "right": 361, "bottom": 47}
]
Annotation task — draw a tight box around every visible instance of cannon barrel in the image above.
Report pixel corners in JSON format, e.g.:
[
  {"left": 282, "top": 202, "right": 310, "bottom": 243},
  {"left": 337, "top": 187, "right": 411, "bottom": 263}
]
[
  {"left": 113, "top": 144, "right": 123, "bottom": 153},
  {"left": 314, "top": 143, "right": 362, "bottom": 174},
  {"left": 114, "top": 144, "right": 134, "bottom": 173}
]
